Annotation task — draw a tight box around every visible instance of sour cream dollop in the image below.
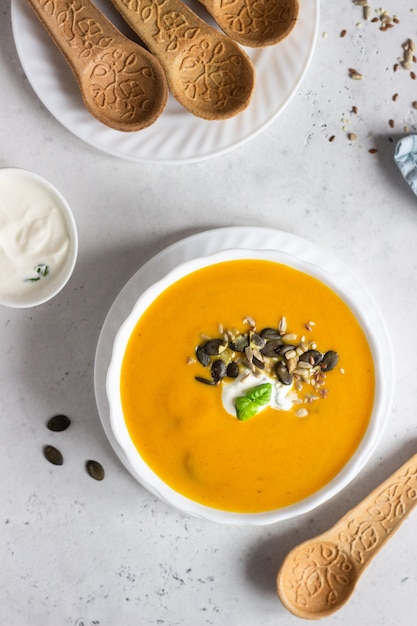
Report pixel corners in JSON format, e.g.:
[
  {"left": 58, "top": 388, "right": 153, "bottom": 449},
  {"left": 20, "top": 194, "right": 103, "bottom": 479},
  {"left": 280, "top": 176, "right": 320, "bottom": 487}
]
[
  {"left": 222, "top": 371, "right": 295, "bottom": 417},
  {"left": 0, "top": 169, "right": 77, "bottom": 307}
]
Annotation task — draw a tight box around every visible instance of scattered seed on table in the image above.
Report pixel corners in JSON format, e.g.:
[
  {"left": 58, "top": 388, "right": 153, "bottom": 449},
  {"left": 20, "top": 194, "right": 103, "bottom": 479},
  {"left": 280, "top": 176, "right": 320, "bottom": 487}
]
[
  {"left": 348, "top": 133, "right": 358, "bottom": 141},
  {"left": 369, "top": 148, "right": 378, "bottom": 154},
  {"left": 349, "top": 68, "right": 363, "bottom": 80},
  {"left": 86, "top": 460, "right": 105, "bottom": 481},
  {"left": 392, "top": 93, "right": 399, "bottom": 101},
  {"left": 340, "top": 29, "right": 347, "bottom": 37},
  {"left": 47, "top": 414, "right": 71, "bottom": 432},
  {"left": 388, "top": 119, "right": 395, "bottom": 128},
  {"left": 411, "top": 71, "right": 416, "bottom": 80},
  {"left": 329, "top": 135, "right": 336, "bottom": 142},
  {"left": 44, "top": 445, "right": 63, "bottom": 466},
  {"left": 412, "top": 101, "right": 417, "bottom": 109}
]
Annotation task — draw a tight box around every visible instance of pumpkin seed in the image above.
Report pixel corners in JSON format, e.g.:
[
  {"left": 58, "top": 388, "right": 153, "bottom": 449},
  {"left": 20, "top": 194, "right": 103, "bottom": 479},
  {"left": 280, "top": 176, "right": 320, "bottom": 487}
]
[
  {"left": 279, "top": 344, "right": 296, "bottom": 356},
  {"left": 195, "top": 376, "right": 216, "bottom": 385},
  {"left": 299, "top": 349, "right": 323, "bottom": 366},
  {"left": 252, "top": 355, "right": 265, "bottom": 370},
  {"left": 321, "top": 350, "right": 339, "bottom": 371},
  {"left": 86, "top": 460, "right": 105, "bottom": 481},
  {"left": 44, "top": 445, "right": 63, "bottom": 466},
  {"left": 260, "top": 338, "right": 283, "bottom": 356},
  {"left": 203, "top": 338, "right": 226, "bottom": 355},
  {"left": 47, "top": 414, "right": 71, "bottom": 432},
  {"left": 196, "top": 344, "right": 210, "bottom": 367},
  {"left": 226, "top": 362, "right": 239, "bottom": 378},
  {"left": 260, "top": 327, "right": 281, "bottom": 339},
  {"left": 249, "top": 331, "right": 266, "bottom": 349},
  {"left": 276, "top": 363, "right": 293, "bottom": 385},
  {"left": 211, "top": 359, "right": 227, "bottom": 383},
  {"left": 229, "top": 334, "right": 249, "bottom": 352}
]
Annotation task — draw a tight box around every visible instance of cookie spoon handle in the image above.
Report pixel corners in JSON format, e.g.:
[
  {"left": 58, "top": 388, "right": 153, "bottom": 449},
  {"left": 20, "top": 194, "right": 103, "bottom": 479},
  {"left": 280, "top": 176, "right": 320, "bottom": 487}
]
[{"left": 277, "top": 453, "right": 417, "bottom": 619}]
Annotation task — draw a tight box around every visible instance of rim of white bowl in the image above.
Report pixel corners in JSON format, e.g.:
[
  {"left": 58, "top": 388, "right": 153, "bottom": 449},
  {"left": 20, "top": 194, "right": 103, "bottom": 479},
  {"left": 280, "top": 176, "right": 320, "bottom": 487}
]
[
  {"left": 0, "top": 167, "right": 78, "bottom": 309},
  {"left": 106, "top": 247, "right": 391, "bottom": 524}
]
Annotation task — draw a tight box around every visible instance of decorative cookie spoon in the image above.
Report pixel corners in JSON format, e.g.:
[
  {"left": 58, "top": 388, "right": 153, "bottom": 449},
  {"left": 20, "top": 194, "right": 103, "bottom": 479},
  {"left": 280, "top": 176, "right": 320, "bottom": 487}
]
[
  {"left": 26, "top": 0, "right": 168, "bottom": 131},
  {"left": 109, "top": 0, "right": 255, "bottom": 119},
  {"left": 197, "top": 0, "right": 299, "bottom": 48},
  {"left": 277, "top": 453, "right": 417, "bottom": 619}
]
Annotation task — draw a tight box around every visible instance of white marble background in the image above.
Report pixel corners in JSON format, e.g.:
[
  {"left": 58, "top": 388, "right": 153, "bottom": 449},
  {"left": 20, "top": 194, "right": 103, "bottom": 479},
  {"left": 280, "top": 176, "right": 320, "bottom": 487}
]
[{"left": 1, "top": 1, "right": 417, "bottom": 624}]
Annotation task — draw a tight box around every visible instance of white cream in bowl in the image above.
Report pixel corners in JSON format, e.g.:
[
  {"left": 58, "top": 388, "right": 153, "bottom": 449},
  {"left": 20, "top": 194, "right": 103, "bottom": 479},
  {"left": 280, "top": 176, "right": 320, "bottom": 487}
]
[{"left": 0, "top": 168, "right": 78, "bottom": 308}]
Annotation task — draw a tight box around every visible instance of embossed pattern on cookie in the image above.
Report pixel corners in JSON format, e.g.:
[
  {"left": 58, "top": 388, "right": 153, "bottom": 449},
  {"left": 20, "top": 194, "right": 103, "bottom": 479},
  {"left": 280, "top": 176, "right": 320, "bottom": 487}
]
[
  {"left": 26, "top": 0, "right": 168, "bottom": 131},
  {"left": 110, "top": 0, "right": 255, "bottom": 119},
  {"left": 277, "top": 454, "right": 417, "bottom": 618},
  {"left": 198, "top": 0, "right": 299, "bottom": 48}
]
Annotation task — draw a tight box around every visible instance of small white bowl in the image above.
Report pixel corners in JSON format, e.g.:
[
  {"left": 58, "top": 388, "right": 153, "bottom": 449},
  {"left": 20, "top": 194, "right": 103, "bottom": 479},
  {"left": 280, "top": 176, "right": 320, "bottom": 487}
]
[
  {"left": 0, "top": 168, "right": 78, "bottom": 308},
  {"left": 106, "top": 247, "right": 392, "bottom": 525}
]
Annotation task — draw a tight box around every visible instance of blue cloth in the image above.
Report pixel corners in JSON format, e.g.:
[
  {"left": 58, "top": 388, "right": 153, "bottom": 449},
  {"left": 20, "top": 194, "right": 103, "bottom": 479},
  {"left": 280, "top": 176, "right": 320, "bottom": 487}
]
[{"left": 395, "top": 135, "right": 417, "bottom": 196}]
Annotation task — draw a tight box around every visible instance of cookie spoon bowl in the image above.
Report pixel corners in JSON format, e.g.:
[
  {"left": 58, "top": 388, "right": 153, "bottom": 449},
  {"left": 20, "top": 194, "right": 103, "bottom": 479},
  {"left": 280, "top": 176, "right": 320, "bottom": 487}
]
[
  {"left": 197, "top": 0, "right": 299, "bottom": 48},
  {"left": 277, "top": 453, "right": 417, "bottom": 619},
  {"left": 110, "top": 0, "right": 255, "bottom": 119},
  {"left": 26, "top": 0, "right": 168, "bottom": 131}
]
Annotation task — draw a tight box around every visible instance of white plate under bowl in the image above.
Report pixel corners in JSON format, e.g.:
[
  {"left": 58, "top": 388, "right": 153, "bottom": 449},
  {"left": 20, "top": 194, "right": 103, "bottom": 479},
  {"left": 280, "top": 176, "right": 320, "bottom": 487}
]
[
  {"left": 95, "top": 226, "right": 393, "bottom": 525},
  {"left": 11, "top": 0, "right": 319, "bottom": 164}
]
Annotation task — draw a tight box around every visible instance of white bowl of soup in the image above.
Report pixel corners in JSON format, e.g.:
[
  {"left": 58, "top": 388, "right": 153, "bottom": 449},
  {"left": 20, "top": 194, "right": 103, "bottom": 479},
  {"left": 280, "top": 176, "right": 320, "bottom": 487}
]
[{"left": 106, "top": 247, "right": 391, "bottom": 524}]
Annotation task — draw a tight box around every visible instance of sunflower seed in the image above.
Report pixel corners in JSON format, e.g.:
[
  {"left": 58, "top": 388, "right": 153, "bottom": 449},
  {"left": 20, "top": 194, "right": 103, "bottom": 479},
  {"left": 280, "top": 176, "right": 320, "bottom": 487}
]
[{"left": 278, "top": 316, "right": 287, "bottom": 334}]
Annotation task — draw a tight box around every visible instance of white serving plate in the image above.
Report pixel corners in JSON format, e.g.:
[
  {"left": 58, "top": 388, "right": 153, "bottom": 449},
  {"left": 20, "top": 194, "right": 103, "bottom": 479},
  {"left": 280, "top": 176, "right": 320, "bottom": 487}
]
[{"left": 11, "top": 0, "right": 319, "bottom": 164}]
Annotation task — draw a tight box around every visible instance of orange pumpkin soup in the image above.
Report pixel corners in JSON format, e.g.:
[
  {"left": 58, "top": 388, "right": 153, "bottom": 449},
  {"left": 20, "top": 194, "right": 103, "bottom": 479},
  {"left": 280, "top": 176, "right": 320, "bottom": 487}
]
[{"left": 120, "top": 260, "right": 375, "bottom": 513}]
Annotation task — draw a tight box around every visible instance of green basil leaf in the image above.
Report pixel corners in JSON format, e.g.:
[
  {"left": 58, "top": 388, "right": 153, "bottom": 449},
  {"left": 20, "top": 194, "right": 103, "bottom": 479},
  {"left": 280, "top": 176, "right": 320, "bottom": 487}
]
[
  {"left": 235, "top": 396, "right": 258, "bottom": 421},
  {"left": 245, "top": 383, "right": 272, "bottom": 405}
]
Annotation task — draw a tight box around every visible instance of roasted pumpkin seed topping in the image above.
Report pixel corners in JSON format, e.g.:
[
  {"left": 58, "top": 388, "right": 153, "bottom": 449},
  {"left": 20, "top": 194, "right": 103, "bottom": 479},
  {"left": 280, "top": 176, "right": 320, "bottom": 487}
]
[{"left": 191, "top": 316, "right": 339, "bottom": 420}]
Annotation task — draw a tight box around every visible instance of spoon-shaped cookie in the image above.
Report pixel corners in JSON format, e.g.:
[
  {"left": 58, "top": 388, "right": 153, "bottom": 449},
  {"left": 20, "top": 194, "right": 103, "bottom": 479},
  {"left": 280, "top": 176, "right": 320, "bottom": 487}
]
[
  {"left": 109, "top": 0, "right": 255, "bottom": 119},
  {"left": 197, "top": 0, "right": 299, "bottom": 47},
  {"left": 277, "top": 453, "right": 417, "bottom": 619},
  {"left": 26, "top": 0, "right": 168, "bottom": 131}
]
